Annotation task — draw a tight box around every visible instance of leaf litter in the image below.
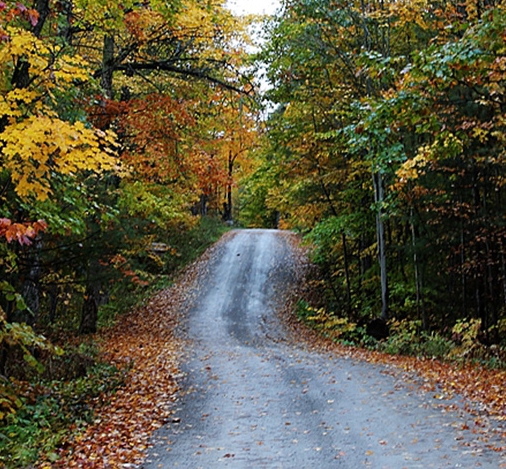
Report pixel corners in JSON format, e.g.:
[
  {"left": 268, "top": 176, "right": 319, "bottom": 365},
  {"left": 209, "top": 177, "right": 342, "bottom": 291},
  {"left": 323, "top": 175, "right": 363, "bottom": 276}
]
[{"left": 280, "top": 233, "right": 506, "bottom": 455}]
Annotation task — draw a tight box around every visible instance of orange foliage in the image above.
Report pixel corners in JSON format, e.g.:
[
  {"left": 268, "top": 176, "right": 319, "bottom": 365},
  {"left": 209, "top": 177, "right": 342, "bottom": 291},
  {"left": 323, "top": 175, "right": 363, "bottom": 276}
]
[
  {"left": 0, "top": 218, "right": 47, "bottom": 245},
  {"left": 121, "top": 94, "right": 195, "bottom": 181},
  {"left": 0, "top": 1, "right": 39, "bottom": 39},
  {"left": 124, "top": 9, "right": 165, "bottom": 41},
  {"left": 88, "top": 98, "right": 130, "bottom": 132}
]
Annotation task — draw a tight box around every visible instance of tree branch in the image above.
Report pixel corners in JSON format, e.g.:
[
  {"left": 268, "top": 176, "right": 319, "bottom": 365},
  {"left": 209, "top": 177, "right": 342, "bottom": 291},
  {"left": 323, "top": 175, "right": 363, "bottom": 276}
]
[{"left": 95, "top": 60, "right": 254, "bottom": 96}]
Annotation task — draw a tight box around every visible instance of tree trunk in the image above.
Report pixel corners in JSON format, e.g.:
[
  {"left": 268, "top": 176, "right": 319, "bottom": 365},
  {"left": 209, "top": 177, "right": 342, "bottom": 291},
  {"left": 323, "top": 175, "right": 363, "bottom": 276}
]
[
  {"left": 48, "top": 284, "right": 59, "bottom": 324},
  {"left": 79, "top": 260, "right": 101, "bottom": 334},
  {"left": 460, "top": 220, "right": 466, "bottom": 321},
  {"left": 32, "top": 0, "right": 50, "bottom": 37},
  {"left": 80, "top": 287, "right": 99, "bottom": 334},
  {"left": 410, "top": 210, "right": 426, "bottom": 330},
  {"left": 373, "top": 171, "right": 389, "bottom": 321},
  {"left": 11, "top": 0, "right": 50, "bottom": 89},
  {"left": 10, "top": 239, "right": 43, "bottom": 325},
  {"left": 200, "top": 194, "right": 208, "bottom": 216},
  {"left": 21, "top": 240, "right": 43, "bottom": 326},
  {"left": 101, "top": 35, "right": 115, "bottom": 99},
  {"left": 342, "top": 230, "right": 352, "bottom": 318},
  {"left": 223, "top": 151, "right": 233, "bottom": 221}
]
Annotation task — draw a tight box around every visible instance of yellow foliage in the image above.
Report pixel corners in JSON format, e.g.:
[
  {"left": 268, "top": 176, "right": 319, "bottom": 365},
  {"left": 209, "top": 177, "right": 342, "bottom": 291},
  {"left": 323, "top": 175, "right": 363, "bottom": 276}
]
[
  {"left": 1, "top": 26, "right": 48, "bottom": 61},
  {"left": 177, "top": 0, "right": 226, "bottom": 30},
  {"left": 124, "top": 9, "right": 166, "bottom": 41},
  {"left": 471, "top": 126, "right": 489, "bottom": 143},
  {"left": 0, "top": 26, "right": 90, "bottom": 90},
  {"left": 388, "top": 0, "right": 430, "bottom": 30},
  {"left": 174, "top": 0, "right": 245, "bottom": 62},
  {"left": 1, "top": 116, "right": 117, "bottom": 200},
  {"left": 73, "top": 0, "right": 137, "bottom": 33},
  {"left": 396, "top": 153, "right": 428, "bottom": 182},
  {"left": 305, "top": 306, "right": 358, "bottom": 340},
  {"left": 52, "top": 55, "right": 90, "bottom": 84},
  {"left": 0, "top": 25, "right": 119, "bottom": 201},
  {"left": 465, "top": 0, "right": 479, "bottom": 21}
]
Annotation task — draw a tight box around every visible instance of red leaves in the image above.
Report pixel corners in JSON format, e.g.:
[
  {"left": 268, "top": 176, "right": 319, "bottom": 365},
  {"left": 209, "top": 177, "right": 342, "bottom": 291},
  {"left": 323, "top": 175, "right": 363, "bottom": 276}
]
[
  {"left": 119, "top": 93, "right": 196, "bottom": 184},
  {"left": 0, "top": 218, "right": 47, "bottom": 245},
  {"left": 0, "top": 1, "right": 39, "bottom": 33}
]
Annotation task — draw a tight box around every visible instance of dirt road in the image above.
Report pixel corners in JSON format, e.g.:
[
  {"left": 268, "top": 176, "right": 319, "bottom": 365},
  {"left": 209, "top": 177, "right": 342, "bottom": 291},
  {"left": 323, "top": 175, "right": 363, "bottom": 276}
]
[{"left": 142, "top": 229, "right": 505, "bottom": 468}]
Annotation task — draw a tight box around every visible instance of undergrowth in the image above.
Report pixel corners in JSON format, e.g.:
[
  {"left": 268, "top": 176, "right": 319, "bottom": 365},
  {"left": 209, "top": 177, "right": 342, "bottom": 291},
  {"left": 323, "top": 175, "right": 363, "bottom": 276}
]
[
  {"left": 1, "top": 359, "right": 128, "bottom": 468},
  {"left": 99, "top": 215, "right": 230, "bottom": 328},
  {"left": 296, "top": 300, "right": 506, "bottom": 369}
]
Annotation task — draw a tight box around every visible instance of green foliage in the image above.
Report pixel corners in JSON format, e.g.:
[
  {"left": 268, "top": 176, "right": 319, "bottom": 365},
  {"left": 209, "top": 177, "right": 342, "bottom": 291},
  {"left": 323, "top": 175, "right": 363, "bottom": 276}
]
[
  {"left": 161, "top": 216, "right": 230, "bottom": 275},
  {"left": 379, "top": 317, "right": 506, "bottom": 368},
  {"left": 238, "top": 163, "right": 280, "bottom": 228},
  {"left": 298, "top": 294, "right": 506, "bottom": 366},
  {"left": 452, "top": 318, "right": 482, "bottom": 347},
  {"left": 97, "top": 216, "right": 230, "bottom": 328},
  {"left": 0, "top": 361, "right": 127, "bottom": 468},
  {"left": 306, "top": 216, "right": 348, "bottom": 265},
  {"left": 257, "top": 0, "right": 506, "bottom": 350},
  {"left": 0, "top": 293, "right": 64, "bottom": 420},
  {"left": 298, "top": 295, "right": 506, "bottom": 365}
]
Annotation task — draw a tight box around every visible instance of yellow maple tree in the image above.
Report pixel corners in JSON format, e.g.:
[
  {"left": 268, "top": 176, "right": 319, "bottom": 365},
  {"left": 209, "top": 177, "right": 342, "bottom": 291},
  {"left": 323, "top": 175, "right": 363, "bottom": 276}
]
[{"left": 0, "top": 24, "right": 118, "bottom": 201}]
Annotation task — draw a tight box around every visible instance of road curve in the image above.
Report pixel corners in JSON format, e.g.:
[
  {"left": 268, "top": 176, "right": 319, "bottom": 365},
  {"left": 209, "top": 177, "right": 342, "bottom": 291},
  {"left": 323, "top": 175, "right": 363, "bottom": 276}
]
[{"left": 142, "top": 229, "right": 505, "bottom": 469}]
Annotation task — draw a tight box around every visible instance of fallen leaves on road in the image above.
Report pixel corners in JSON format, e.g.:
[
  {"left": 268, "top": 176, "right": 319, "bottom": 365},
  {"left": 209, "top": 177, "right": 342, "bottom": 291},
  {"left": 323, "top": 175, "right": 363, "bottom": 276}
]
[
  {"left": 283, "top": 233, "right": 506, "bottom": 452},
  {"left": 330, "top": 341, "right": 506, "bottom": 427},
  {"left": 37, "top": 230, "right": 505, "bottom": 466},
  {"left": 285, "top": 305, "right": 506, "bottom": 453}
]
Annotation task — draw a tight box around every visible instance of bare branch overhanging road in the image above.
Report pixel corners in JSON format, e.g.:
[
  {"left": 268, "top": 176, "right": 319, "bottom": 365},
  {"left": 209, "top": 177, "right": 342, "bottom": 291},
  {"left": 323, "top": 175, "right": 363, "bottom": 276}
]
[{"left": 142, "top": 229, "right": 505, "bottom": 468}]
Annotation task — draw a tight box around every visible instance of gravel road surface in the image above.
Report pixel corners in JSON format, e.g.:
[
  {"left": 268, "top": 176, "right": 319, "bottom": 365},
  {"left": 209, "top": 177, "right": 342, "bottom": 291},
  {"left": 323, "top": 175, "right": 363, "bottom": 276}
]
[{"left": 142, "top": 229, "right": 505, "bottom": 468}]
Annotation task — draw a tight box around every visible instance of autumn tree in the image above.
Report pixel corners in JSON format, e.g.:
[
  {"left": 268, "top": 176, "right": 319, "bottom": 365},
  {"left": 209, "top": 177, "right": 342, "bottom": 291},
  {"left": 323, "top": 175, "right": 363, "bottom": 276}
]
[
  {"left": 0, "top": 0, "right": 118, "bottom": 328},
  {"left": 0, "top": 0, "right": 258, "bottom": 384}
]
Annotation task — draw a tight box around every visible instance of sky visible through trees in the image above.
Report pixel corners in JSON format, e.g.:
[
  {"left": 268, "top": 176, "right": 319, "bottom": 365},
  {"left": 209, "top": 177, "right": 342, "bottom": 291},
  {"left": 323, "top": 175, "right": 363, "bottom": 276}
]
[{"left": 227, "top": 0, "right": 280, "bottom": 15}]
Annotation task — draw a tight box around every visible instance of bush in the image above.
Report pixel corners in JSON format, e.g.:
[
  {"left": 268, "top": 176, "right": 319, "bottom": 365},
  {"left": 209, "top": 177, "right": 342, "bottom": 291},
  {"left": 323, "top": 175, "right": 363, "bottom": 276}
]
[
  {"left": 296, "top": 300, "right": 371, "bottom": 345},
  {"left": 378, "top": 319, "right": 454, "bottom": 358}
]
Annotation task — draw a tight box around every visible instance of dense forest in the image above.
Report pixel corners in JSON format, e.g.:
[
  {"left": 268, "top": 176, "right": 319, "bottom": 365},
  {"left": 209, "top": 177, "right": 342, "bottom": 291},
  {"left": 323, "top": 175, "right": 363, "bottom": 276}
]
[
  {"left": 242, "top": 0, "right": 506, "bottom": 353},
  {"left": 1, "top": 0, "right": 506, "bottom": 465}
]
